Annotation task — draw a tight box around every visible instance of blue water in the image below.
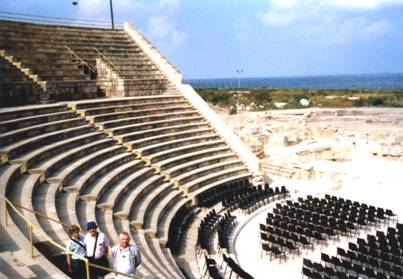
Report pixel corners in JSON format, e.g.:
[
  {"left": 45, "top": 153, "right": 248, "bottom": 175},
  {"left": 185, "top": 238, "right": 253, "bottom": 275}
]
[{"left": 186, "top": 73, "right": 403, "bottom": 89}]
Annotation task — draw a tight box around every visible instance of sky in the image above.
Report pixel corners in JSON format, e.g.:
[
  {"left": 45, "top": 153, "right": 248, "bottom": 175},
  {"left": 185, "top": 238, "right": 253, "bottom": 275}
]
[{"left": 1, "top": 0, "right": 403, "bottom": 79}]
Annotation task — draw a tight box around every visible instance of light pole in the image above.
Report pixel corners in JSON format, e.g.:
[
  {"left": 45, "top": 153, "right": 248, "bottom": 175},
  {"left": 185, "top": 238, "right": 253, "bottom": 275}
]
[
  {"left": 110, "top": 0, "right": 115, "bottom": 29},
  {"left": 229, "top": 89, "right": 249, "bottom": 136},
  {"left": 236, "top": 69, "right": 243, "bottom": 89},
  {"left": 235, "top": 69, "right": 243, "bottom": 135},
  {"left": 72, "top": 1, "right": 78, "bottom": 26}
]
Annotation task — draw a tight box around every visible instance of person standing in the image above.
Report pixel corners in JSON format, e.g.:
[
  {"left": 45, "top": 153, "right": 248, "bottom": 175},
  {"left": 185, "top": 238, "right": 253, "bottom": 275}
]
[
  {"left": 111, "top": 232, "right": 141, "bottom": 279},
  {"left": 66, "top": 224, "right": 87, "bottom": 279},
  {"left": 84, "top": 221, "right": 110, "bottom": 279}
]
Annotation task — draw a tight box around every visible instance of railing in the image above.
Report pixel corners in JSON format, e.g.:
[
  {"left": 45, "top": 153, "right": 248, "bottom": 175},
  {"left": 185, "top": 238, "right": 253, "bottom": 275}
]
[
  {"left": 93, "top": 47, "right": 120, "bottom": 74},
  {"left": 64, "top": 45, "right": 97, "bottom": 77},
  {"left": 4, "top": 197, "right": 140, "bottom": 279},
  {"left": 0, "top": 11, "right": 123, "bottom": 29}
]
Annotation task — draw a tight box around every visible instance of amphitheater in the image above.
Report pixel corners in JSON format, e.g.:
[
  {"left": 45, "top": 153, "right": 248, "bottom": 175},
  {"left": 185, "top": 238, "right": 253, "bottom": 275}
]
[{"left": 0, "top": 19, "right": 402, "bottom": 279}]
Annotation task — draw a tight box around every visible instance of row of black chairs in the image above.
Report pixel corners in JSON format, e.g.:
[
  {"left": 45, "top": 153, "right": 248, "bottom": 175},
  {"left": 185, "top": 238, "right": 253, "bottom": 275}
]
[
  {"left": 291, "top": 198, "right": 386, "bottom": 230},
  {"left": 260, "top": 223, "right": 313, "bottom": 250},
  {"left": 197, "top": 209, "right": 221, "bottom": 254},
  {"left": 336, "top": 247, "right": 403, "bottom": 278},
  {"left": 166, "top": 203, "right": 194, "bottom": 254},
  {"left": 267, "top": 211, "right": 346, "bottom": 237},
  {"left": 262, "top": 195, "right": 394, "bottom": 261},
  {"left": 337, "top": 224, "right": 403, "bottom": 276},
  {"left": 306, "top": 195, "right": 397, "bottom": 225},
  {"left": 270, "top": 208, "right": 347, "bottom": 240},
  {"left": 302, "top": 224, "right": 403, "bottom": 279},
  {"left": 303, "top": 257, "right": 358, "bottom": 279},
  {"left": 221, "top": 253, "right": 254, "bottom": 279},
  {"left": 275, "top": 201, "right": 361, "bottom": 233},
  {"left": 198, "top": 179, "right": 250, "bottom": 207},
  {"left": 263, "top": 209, "right": 343, "bottom": 257},
  {"left": 325, "top": 194, "right": 397, "bottom": 221},
  {"left": 217, "top": 211, "right": 237, "bottom": 252},
  {"left": 222, "top": 184, "right": 288, "bottom": 214},
  {"left": 303, "top": 253, "right": 402, "bottom": 279},
  {"left": 203, "top": 253, "right": 255, "bottom": 279},
  {"left": 199, "top": 208, "right": 255, "bottom": 279},
  {"left": 351, "top": 234, "right": 403, "bottom": 259}
]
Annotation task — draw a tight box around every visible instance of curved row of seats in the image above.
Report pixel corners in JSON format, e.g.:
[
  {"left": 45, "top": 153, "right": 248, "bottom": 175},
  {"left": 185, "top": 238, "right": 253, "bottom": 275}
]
[
  {"left": 0, "top": 102, "right": 188, "bottom": 278},
  {"left": 0, "top": 94, "right": 253, "bottom": 278}
]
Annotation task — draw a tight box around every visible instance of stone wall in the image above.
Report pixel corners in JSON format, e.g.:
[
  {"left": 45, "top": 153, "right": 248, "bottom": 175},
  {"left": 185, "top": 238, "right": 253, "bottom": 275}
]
[
  {"left": 96, "top": 58, "right": 168, "bottom": 97},
  {"left": 0, "top": 81, "right": 41, "bottom": 107}
]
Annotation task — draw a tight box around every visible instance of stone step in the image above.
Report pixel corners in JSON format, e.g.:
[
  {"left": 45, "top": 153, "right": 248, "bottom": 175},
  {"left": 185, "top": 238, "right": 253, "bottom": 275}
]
[
  {"left": 0, "top": 251, "right": 37, "bottom": 278},
  {"left": 0, "top": 49, "right": 47, "bottom": 91}
]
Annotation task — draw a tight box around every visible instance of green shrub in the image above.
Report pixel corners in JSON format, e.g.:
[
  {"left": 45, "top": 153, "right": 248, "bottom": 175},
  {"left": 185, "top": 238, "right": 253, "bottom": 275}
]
[{"left": 368, "top": 96, "right": 385, "bottom": 106}]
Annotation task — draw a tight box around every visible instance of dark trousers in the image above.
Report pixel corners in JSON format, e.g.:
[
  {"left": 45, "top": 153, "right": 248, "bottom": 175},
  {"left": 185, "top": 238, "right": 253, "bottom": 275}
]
[
  {"left": 88, "top": 255, "right": 109, "bottom": 279},
  {"left": 71, "top": 259, "right": 86, "bottom": 279}
]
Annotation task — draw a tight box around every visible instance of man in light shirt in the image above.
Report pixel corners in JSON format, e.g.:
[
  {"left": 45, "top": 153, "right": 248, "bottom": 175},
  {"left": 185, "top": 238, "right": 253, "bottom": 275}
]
[
  {"left": 84, "top": 221, "right": 110, "bottom": 279},
  {"left": 111, "top": 232, "right": 141, "bottom": 279}
]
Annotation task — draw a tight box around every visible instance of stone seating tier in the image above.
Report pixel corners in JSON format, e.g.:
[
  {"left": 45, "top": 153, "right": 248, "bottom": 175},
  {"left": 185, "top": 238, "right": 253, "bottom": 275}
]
[
  {"left": 106, "top": 116, "right": 205, "bottom": 136},
  {"left": 0, "top": 103, "right": 69, "bottom": 122},
  {"left": 0, "top": 81, "right": 252, "bottom": 278},
  {"left": 0, "top": 20, "right": 170, "bottom": 103},
  {"left": 70, "top": 95, "right": 182, "bottom": 110},
  {"left": 124, "top": 126, "right": 212, "bottom": 150},
  {"left": 155, "top": 146, "right": 232, "bottom": 173},
  {"left": 78, "top": 99, "right": 187, "bottom": 118},
  {"left": 100, "top": 110, "right": 199, "bottom": 130}
]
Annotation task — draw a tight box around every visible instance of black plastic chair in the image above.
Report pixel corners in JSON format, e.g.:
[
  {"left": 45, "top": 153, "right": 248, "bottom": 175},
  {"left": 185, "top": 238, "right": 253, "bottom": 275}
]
[
  {"left": 203, "top": 255, "right": 218, "bottom": 278},
  {"left": 270, "top": 245, "right": 284, "bottom": 262},
  {"left": 260, "top": 243, "right": 271, "bottom": 258},
  {"left": 207, "top": 265, "right": 224, "bottom": 279},
  {"left": 337, "top": 247, "right": 347, "bottom": 259},
  {"left": 321, "top": 253, "right": 331, "bottom": 267},
  {"left": 302, "top": 267, "right": 313, "bottom": 278}
]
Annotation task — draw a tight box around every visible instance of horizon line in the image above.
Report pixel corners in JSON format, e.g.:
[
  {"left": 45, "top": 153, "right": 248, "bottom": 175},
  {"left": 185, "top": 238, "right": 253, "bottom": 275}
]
[{"left": 186, "top": 72, "right": 403, "bottom": 81}]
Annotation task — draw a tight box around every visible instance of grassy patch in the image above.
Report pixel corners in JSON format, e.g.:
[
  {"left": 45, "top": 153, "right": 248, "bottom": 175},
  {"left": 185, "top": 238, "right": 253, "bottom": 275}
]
[{"left": 195, "top": 88, "right": 403, "bottom": 109}]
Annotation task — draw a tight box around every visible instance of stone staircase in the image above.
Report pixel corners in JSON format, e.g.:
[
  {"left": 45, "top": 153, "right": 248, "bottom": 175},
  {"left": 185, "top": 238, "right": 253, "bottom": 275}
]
[
  {"left": 0, "top": 20, "right": 174, "bottom": 104},
  {"left": 0, "top": 50, "right": 47, "bottom": 91}
]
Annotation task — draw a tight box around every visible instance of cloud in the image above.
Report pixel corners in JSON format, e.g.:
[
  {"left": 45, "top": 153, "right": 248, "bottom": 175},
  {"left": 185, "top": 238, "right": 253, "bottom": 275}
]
[
  {"left": 330, "top": 17, "right": 391, "bottom": 43},
  {"left": 155, "top": 0, "right": 179, "bottom": 10},
  {"left": 76, "top": 0, "right": 186, "bottom": 49},
  {"left": 263, "top": 0, "right": 403, "bottom": 11},
  {"left": 260, "top": 0, "right": 396, "bottom": 44},
  {"left": 327, "top": 0, "right": 403, "bottom": 10},
  {"left": 147, "top": 15, "right": 187, "bottom": 48},
  {"left": 261, "top": 10, "right": 298, "bottom": 26},
  {"left": 77, "top": 0, "right": 179, "bottom": 18},
  {"left": 171, "top": 29, "right": 187, "bottom": 47},
  {"left": 76, "top": 0, "right": 109, "bottom": 20},
  {"left": 270, "top": 0, "right": 299, "bottom": 10},
  {"left": 148, "top": 16, "right": 174, "bottom": 40}
]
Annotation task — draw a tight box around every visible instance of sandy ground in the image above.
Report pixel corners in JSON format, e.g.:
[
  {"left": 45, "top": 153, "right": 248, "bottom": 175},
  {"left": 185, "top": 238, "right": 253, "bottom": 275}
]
[{"left": 217, "top": 107, "right": 403, "bottom": 135}]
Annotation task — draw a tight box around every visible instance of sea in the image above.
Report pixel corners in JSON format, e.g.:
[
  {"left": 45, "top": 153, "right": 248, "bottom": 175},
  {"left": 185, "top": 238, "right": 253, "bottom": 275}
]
[{"left": 185, "top": 73, "right": 403, "bottom": 89}]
